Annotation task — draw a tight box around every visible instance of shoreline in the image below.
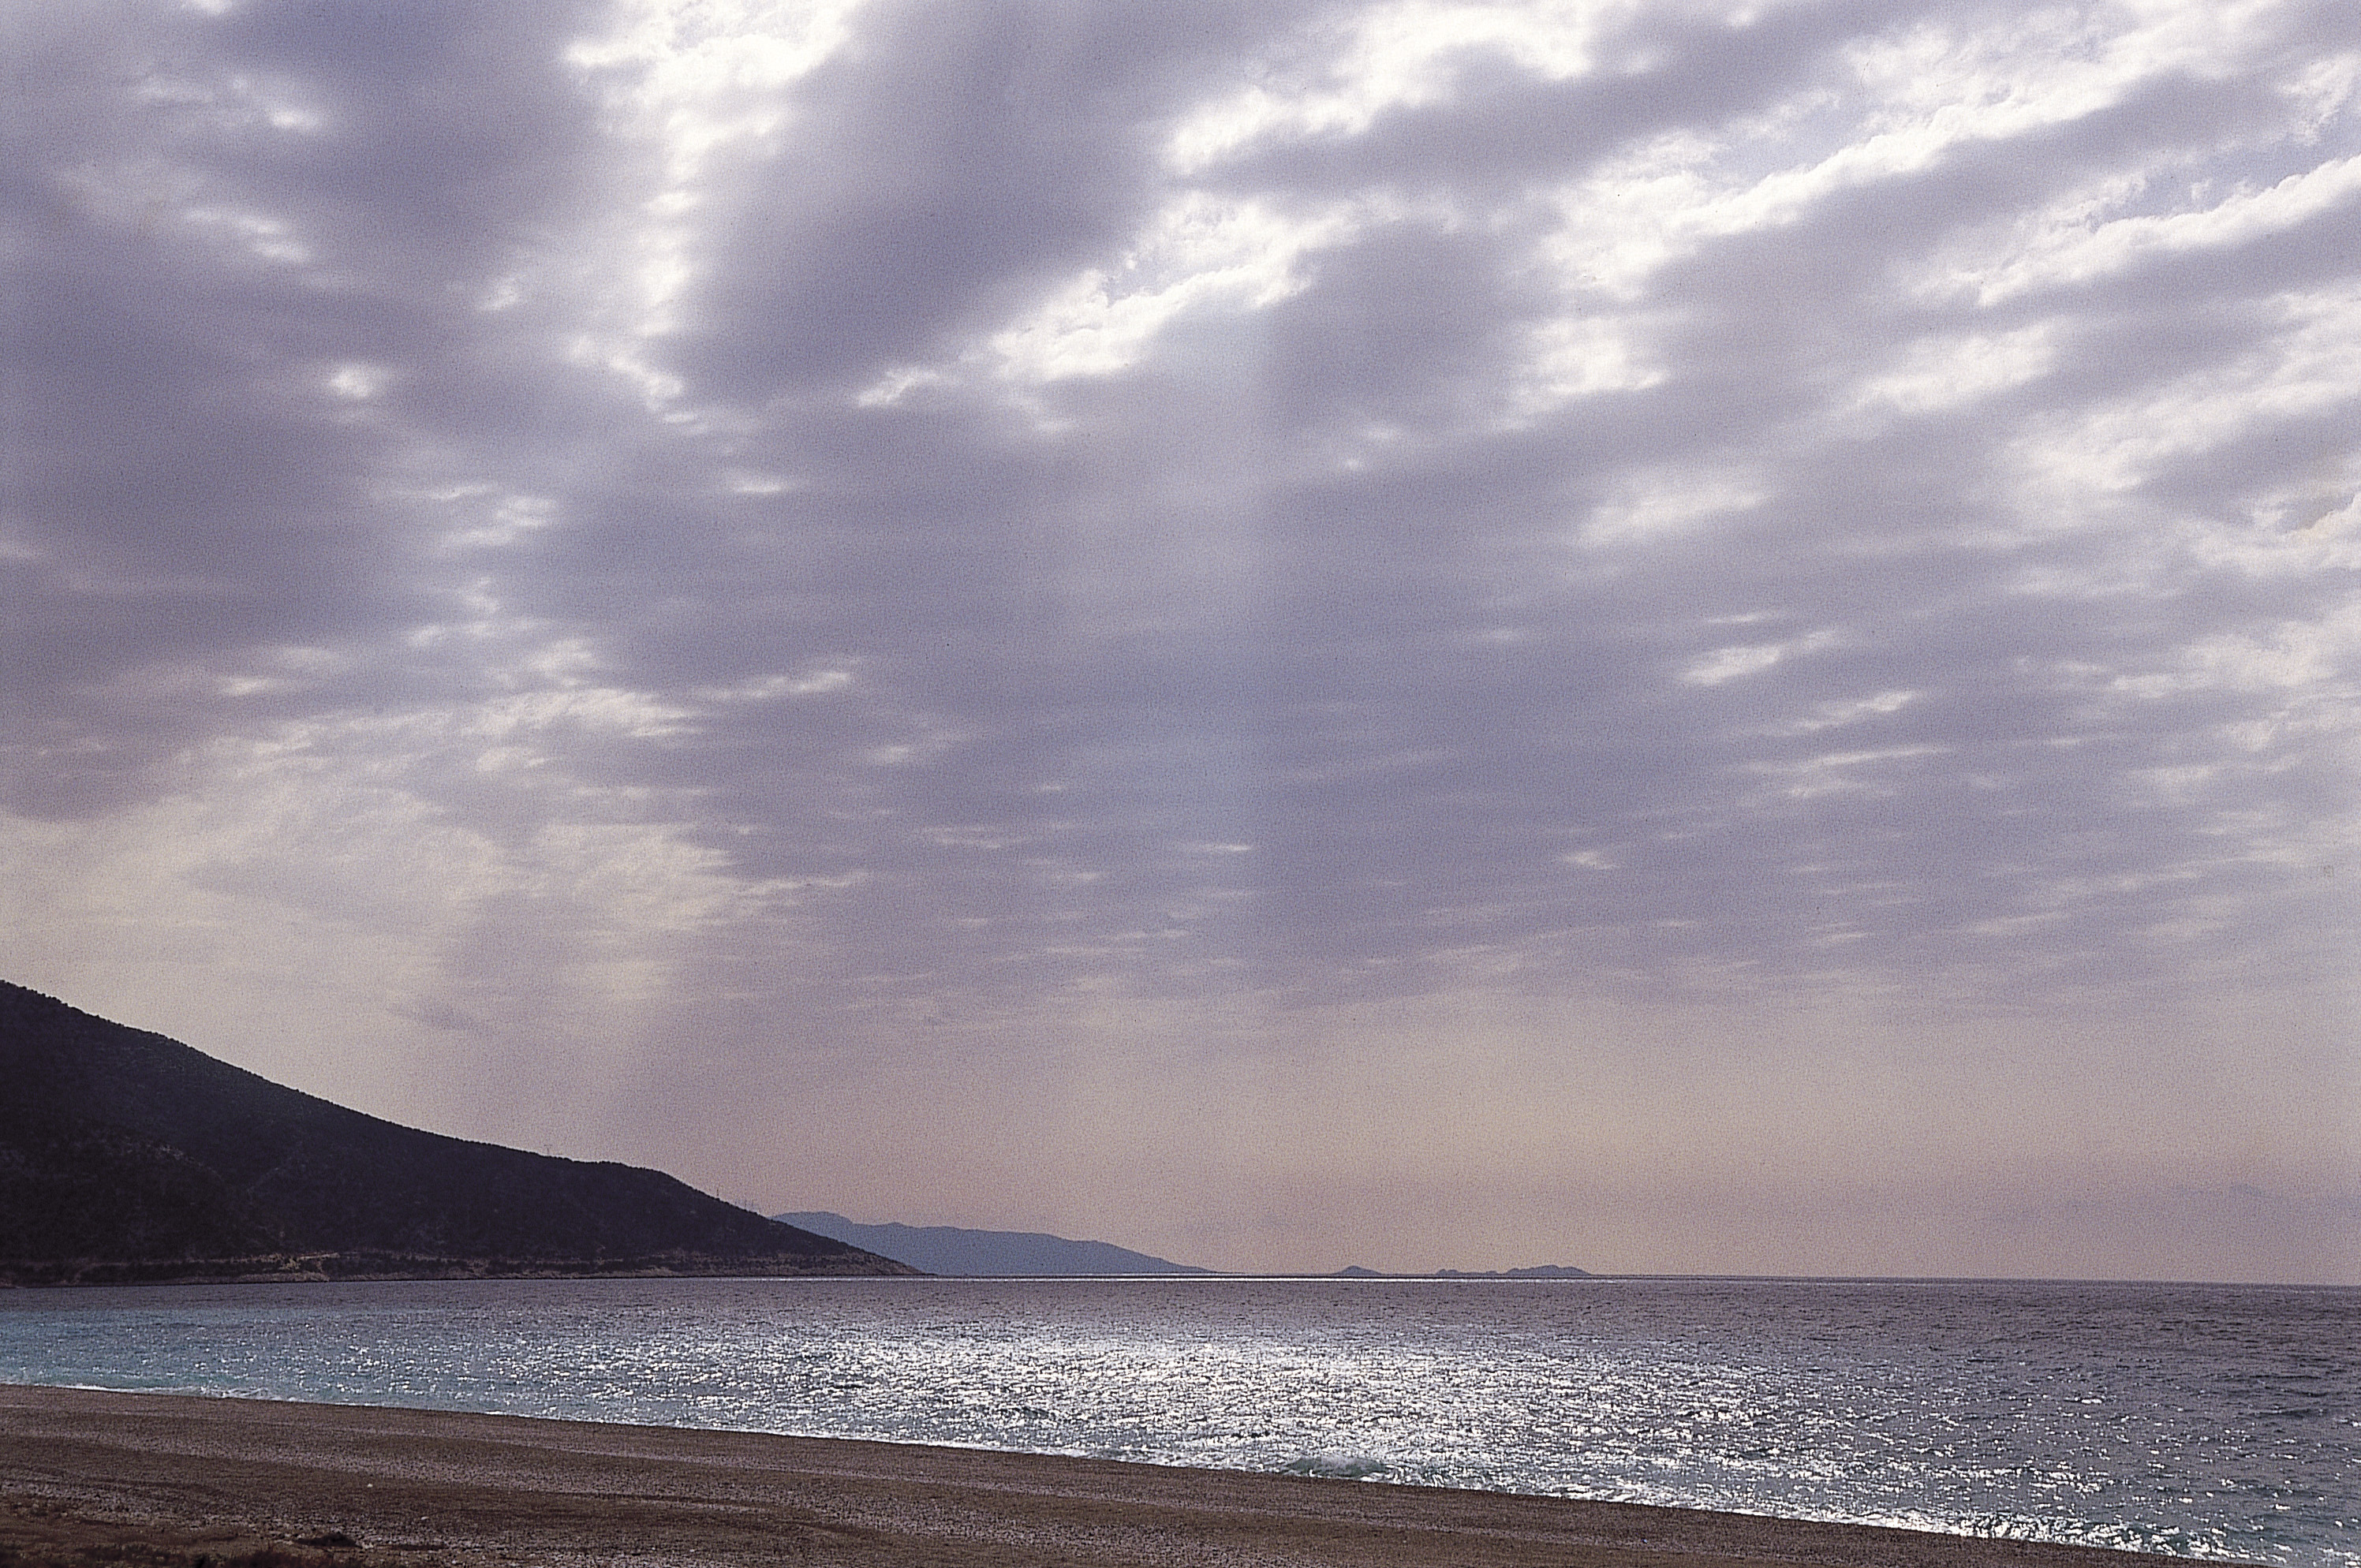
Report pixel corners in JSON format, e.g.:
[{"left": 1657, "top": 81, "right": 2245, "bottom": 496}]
[{"left": 0, "top": 1384, "right": 2241, "bottom": 1568}]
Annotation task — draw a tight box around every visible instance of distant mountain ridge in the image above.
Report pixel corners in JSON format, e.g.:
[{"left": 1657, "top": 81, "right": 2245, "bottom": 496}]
[
  {"left": 777, "top": 1211, "right": 1216, "bottom": 1275},
  {"left": 0, "top": 981, "right": 914, "bottom": 1285}
]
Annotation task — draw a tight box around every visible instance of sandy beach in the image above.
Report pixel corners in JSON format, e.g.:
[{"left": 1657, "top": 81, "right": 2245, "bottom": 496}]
[{"left": 0, "top": 1383, "right": 2236, "bottom": 1568}]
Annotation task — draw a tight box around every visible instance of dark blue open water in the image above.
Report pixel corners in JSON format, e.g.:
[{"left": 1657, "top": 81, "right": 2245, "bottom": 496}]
[{"left": 1, "top": 1275, "right": 2352, "bottom": 1563}]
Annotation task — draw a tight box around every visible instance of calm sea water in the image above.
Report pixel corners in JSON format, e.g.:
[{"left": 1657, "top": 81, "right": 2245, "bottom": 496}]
[{"left": 0, "top": 1275, "right": 2352, "bottom": 1565}]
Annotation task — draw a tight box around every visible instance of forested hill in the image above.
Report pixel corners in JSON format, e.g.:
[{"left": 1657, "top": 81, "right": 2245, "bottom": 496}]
[{"left": 0, "top": 981, "right": 915, "bottom": 1285}]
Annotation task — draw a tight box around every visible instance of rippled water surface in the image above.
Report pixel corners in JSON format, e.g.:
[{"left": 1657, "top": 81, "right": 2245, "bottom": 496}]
[{"left": 2, "top": 1276, "right": 2352, "bottom": 1564}]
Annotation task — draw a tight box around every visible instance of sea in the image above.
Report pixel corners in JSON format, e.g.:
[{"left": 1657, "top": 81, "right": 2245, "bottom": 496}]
[{"left": 1, "top": 1275, "right": 2353, "bottom": 1565}]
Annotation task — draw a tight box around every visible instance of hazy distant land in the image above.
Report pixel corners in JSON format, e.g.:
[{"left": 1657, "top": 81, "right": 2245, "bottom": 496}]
[
  {"left": 776, "top": 1210, "right": 1220, "bottom": 1275},
  {"left": 0, "top": 981, "right": 910, "bottom": 1285},
  {"left": 783, "top": 1212, "right": 1591, "bottom": 1279},
  {"left": 1340, "top": 1264, "right": 1594, "bottom": 1279}
]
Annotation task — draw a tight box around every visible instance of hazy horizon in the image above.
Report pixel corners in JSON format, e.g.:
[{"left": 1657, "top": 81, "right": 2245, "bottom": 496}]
[{"left": 5, "top": 0, "right": 2357, "bottom": 1283}]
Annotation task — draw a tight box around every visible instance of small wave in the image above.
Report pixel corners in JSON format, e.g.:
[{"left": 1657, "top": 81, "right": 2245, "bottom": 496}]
[{"left": 1279, "top": 1450, "right": 1390, "bottom": 1480}]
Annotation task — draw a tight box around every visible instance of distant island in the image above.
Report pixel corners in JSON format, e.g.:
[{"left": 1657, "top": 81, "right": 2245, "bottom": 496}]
[
  {"left": 0, "top": 981, "right": 914, "bottom": 1286},
  {"left": 1333, "top": 1264, "right": 1593, "bottom": 1279},
  {"left": 777, "top": 1211, "right": 1216, "bottom": 1276}
]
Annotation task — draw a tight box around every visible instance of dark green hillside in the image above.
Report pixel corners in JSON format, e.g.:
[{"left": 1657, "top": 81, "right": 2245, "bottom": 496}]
[{"left": 0, "top": 981, "right": 916, "bottom": 1284}]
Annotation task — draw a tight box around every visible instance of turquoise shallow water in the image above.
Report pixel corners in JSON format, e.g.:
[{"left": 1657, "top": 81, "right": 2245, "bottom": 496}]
[{"left": 1, "top": 1275, "right": 2352, "bottom": 1565}]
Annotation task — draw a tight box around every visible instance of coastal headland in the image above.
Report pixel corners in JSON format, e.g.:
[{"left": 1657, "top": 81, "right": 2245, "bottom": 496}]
[
  {"left": 0, "top": 1384, "right": 2236, "bottom": 1568},
  {"left": 0, "top": 982, "right": 912, "bottom": 1286}
]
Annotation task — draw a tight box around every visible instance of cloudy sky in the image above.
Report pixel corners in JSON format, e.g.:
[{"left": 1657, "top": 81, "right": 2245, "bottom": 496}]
[{"left": 5, "top": 0, "right": 2358, "bottom": 1282}]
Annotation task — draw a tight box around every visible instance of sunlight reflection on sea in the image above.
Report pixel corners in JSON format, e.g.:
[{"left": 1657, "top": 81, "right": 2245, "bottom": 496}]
[{"left": 1, "top": 1276, "right": 2352, "bottom": 1566}]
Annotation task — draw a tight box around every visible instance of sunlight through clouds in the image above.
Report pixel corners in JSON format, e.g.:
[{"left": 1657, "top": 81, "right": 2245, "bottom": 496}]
[
  {"left": 564, "top": 0, "right": 872, "bottom": 400},
  {"left": 4, "top": 0, "right": 2356, "bottom": 1277},
  {"left": 983, "top": 196, "right": 1358, "bottom": 386}
]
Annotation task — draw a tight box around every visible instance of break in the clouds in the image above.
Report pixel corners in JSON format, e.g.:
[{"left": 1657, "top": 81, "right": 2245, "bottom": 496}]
[{"left": 5, "top": 0, "right": 2358, "bottom": 1280}]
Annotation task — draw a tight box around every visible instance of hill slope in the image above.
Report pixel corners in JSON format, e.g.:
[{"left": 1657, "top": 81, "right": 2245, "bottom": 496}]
[
  {"left": 0, "top": 982, "right": 914, "bottom": 1284},
  {"left": 776, "top": 1211, "right": 1216, "bottom": 1275}
]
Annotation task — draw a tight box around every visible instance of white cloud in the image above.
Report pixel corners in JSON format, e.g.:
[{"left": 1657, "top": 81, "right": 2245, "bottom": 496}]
[
  {"left": 2009, "top": 282, "right": 2361, "bottom": 510},
  {"left": 1684, "top": 642, "right": 1788, "bottom": 685},
  {"left": 1684, "top": 628, "right": 1840, "bottom": 685},
  {"left": 1945, "top": 155, "right": 2361, "bottom": 305},
  {"left": 1583, "top": 468, "right": 1768, "bottom": 545},
  {"left": 1743, "top": 745, "right": 1950, "bottom": 800},
  {"left": 981, "top": 195, "right": 1362, "bottom": 386},
  {"left": 1761, "top": 689, "right": 1919, "bottom": 734},
  {"left": 1844, "top": 326, "right": 2057, "bottom": 420},
  {"left": 1164, "top": 0, "right": 1622, "bottom": 174}
]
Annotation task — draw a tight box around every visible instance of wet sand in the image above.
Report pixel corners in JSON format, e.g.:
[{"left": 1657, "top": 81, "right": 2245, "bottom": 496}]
[{"left": 0, "top": 1383, "right": 2225, "bottom": 1567}]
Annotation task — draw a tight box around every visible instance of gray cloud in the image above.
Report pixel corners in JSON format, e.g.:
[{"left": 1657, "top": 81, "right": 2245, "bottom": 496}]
[
  {"left": 668, "top": 0, "right": 1285, "bottom": 398},
  {"left": 5, "top": 0, "right": 2355, "bottom": 1275},
  {"left": 2, "top": 0, "right": 615, "bottom": 815}
]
